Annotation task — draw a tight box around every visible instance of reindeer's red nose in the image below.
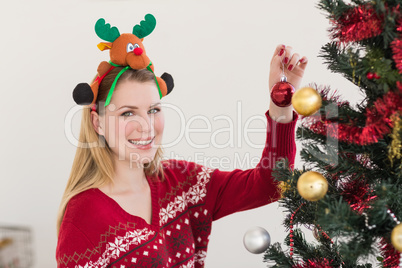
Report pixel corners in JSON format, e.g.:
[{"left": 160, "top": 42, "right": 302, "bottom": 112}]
[{"left": 134, "top": 47, "right": 143, "bottom": 56}]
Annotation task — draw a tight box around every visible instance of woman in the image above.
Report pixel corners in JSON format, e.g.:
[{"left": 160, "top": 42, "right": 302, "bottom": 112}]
[{"left": 56, "top": 44, "right": 307, "bottom": 268}]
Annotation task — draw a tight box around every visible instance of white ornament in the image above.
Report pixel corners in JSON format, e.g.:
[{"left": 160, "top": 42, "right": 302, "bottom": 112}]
[{"left": 243, "top": 226, "right": 271, "bottom": 254}]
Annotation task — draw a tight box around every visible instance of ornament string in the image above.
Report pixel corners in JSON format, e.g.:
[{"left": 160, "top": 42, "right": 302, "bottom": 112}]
[
  {"left": 289, "top": 204, "right": 305, "bottom": 259},
  {"left": 355, "top": 202, "right": 402, "bottom": 266},
  {"left": 289, "top": 203, "right": 334, "bottom": 261},
  {"left": 387, "top": 208, "right": 402, "bottom": 267},
  {"left": 280, "top": 54, "right": 287, "bottom": 83},
  {"left": 315, "top": 224, "right": 334, "bottom": 244},
  {"left": 362, "top": 212, "right": 377, "bottom": 230},
  {"left": 288, "top": 203, "right": 326, "bottom": 259},
  {"left": 387, "top": 208, "right": 401, "bottom": 225},
  {"left": 359, "top": 206, "right": 401, "bottom": 267}
]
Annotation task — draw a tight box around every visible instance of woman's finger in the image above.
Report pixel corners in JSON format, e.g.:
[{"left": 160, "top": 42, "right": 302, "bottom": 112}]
[
  {"left": 287, "top": 53, "right": 300, "bottom": 71},
  {"left": 283, "top": 46, "right": 293, "bottom": 66},
  {"left": 297, "top": 56, "right": 309, "bottom": 71},
  {"left": 271, "top": 44, "right": 286, "bottom": 65},
  {"left": 274, "top": 44, "right": 286, "bottom": 58}
]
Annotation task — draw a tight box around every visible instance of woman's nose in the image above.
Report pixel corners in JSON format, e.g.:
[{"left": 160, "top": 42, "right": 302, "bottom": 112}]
[{"left": 137, "top": 115, "right": 154, "bottom": 134}]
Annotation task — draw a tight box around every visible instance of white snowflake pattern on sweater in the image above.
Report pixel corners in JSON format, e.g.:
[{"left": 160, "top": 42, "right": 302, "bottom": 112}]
[
  {"left": 76, "top": 227, "right": 155, "bottom": 268},
  {"left": 180, "top": 259, "right": 195, "bottom": 268},
  {"left": 159, "top": 166, "right": 213, "bottom": 226},
  {"left": 194, "top": 250, "right": 207, "bottom": 265}
]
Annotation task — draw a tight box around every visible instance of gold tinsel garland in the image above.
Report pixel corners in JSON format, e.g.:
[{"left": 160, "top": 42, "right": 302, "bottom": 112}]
[
  {"left": 389, "top": 113, "right": 402, "bottom": 166},
  {"left": 279, "top": 181, "right": 290, "bottom": 196}
]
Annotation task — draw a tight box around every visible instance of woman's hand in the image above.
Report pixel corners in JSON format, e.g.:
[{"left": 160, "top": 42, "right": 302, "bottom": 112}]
[
  {"left": 268, "top": 44, "right": 308, "bottom": 123},
  {"left": 269, "top": 44, "right": 308, "bottom": 90}
]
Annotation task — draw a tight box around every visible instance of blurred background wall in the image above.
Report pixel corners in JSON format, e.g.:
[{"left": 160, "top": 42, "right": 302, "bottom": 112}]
[{"left": 0, "top": 0, "right": 363, "bottom": 267}]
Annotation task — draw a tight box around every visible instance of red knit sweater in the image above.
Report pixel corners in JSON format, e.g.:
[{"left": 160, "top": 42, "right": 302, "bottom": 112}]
[{"left": 56, "top": 110, "right": 298, "bottom": 268}]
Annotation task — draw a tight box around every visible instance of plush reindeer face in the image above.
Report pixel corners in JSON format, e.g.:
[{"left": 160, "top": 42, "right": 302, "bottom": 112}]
[
  {"left": 95, "top": 14, "right": 156, "bottom": 70},
  {"left": 104, "top": 34, "right": 150, "bottom": 69}
]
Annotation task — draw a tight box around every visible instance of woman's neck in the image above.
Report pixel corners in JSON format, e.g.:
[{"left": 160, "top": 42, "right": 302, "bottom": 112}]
[{"left": 102, "top": 159, "right": 148, "bottom": 195}]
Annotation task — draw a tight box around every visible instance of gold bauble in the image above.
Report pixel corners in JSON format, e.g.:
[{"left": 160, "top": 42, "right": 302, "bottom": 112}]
[
  {"left": 297, "top": 171, "right": 328, "bottom": 201},
  {"left": 391, "top": 223, "right": 402, "bottom": 252},
  {"left": 292, "top": 87, "right": 322, "bottom": 116}
]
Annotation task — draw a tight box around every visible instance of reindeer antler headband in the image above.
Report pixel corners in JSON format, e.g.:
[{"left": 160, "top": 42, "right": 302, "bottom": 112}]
[{"left": 72, "top": 14, "right": 174, "bottom": 109}]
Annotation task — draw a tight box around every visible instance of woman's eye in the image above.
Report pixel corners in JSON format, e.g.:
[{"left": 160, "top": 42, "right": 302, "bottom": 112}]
[
  {"left": 149, "top": 108, "right": 160, "bottom": 114},
  {"left": 121, "top": 111, "right": 133, "bottom": 117}
]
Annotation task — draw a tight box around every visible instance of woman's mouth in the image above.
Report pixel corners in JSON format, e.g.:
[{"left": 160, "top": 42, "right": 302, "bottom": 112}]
[{"left": 128, "top": 137, "right": 155, "bottom": 149}]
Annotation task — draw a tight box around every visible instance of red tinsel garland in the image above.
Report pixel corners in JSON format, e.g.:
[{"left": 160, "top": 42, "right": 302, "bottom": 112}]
[
  {"left": 303, "top": 82, "right": 402, "bottom": 146},
  {"left": 391, "top": 20, "right": 402, "bottom": 74},
  {"left": 331, "top": 4, "right": 383, "bottom": 44},
  {"left": 292, "top": 258, "right": 332, "bottom": 268},
  {"left": 380, "top": 237, "right": 400, "bottom": 267},
  {"left": 343, "top": 178, "right": 376, "bottom": 213},
  {"left": 325, "top": 153, "right": 376, "bottom": 213},
  {"left": 344, "top": 155, "right": 377, "bottom": 213}
]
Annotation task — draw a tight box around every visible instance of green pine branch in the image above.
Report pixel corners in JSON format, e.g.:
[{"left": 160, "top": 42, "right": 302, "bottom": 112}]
[{"left": 317, "top": 0, "right": 351, "bottom": 20}]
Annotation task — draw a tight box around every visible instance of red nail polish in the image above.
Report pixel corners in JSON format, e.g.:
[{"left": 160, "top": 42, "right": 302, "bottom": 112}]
[
  {"left": 299, "top": 58, "right": 304, "bottom": 63},
  {"left": 288, "top": 64, "right": 293, "bottom": 71},
  {"left": 284, "top": 57, "right": 289, "bottom": 64},
  {"left": 279, "top": 49, "right": 284, "bottom": 56}
]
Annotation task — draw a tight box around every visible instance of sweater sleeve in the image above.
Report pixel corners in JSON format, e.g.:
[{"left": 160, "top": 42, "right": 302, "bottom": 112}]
[
  {"left": 206, "top": 109, "right": 298, "bottom": 221},
  {"left": 56, "top": 221, "right": 101, "bottom": 268}
]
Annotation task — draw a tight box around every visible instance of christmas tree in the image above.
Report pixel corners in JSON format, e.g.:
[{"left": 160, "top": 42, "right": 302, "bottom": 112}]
[{"left": 263, "top": 0, "right": 402, "bottom": 267}]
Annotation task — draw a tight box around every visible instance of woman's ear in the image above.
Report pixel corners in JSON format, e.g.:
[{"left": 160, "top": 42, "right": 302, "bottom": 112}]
[{"left": 91, "top": 111, "right": 105, "bottom": 136}]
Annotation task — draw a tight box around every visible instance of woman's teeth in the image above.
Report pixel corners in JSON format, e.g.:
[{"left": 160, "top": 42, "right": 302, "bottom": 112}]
[{"left": 129, "top": 138, "right": 153, "bottom": 146}]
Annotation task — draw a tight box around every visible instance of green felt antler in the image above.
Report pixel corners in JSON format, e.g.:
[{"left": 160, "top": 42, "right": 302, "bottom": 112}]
[
  {"left": 132, "top": 14, "right": 156, "bottom": 39},
  {"left": 95, "top": 18, "right": 121, "bottom": 42}
]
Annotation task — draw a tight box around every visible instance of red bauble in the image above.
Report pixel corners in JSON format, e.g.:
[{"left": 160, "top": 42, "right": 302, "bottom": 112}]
[
  {"left": 374, "top": 72, "right": 381, "bottom": 79},
  {"left": 366, "top": 72, "right": 374, "bottom": 79},
  {"left": 270, "top": 81, "right": 295, "bottom": 107}
]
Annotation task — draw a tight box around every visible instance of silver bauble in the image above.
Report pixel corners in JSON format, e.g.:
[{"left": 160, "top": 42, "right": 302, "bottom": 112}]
[{"left": 243, "top": 226, "right": 271, "bottom": 254}]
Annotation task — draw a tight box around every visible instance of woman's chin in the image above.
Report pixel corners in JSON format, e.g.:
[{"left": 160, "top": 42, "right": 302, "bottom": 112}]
[{"left": 127, "top": 150, "right": 157, "bottom": 165}]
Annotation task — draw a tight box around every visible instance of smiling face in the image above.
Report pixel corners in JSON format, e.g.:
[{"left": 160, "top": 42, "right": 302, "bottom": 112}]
[{"left": 95, "top": 79, "right": 164, "bottom": 166}]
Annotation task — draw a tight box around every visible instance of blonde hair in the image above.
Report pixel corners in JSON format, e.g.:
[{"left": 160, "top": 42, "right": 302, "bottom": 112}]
[{"left": 57, "top": 68, "right": 166, "bottom": 235}]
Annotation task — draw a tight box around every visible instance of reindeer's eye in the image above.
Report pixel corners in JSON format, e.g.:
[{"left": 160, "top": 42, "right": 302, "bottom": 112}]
[
  {"left": 126, "top": 43, "right": 135, "bottom": 53},
  {"left": 127, "top": 43, "right": 141, "bottom": 53}
]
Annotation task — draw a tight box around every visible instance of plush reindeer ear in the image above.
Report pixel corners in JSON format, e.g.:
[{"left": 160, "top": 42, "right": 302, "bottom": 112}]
[
  {"left": 97, "top": 42, "right": 112, "bottom": 51},
  {"left": 73, "top": 83, "right": 94, "bottom": 105}
]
